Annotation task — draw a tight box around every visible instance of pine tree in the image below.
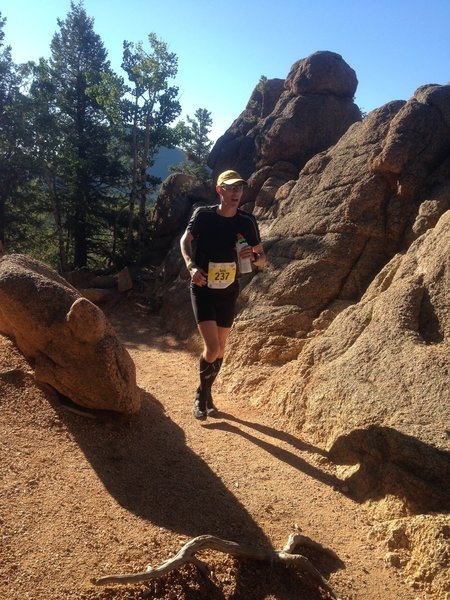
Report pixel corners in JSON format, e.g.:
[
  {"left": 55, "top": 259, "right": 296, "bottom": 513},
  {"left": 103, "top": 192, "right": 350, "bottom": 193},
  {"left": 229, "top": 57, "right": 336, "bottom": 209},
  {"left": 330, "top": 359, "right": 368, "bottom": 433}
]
[
  {"left": 170, "top": 108, "right": 213, "bottom": 184},
  {"left": 46, "top": 1, "right": 125, "bottom": 268},
  {"left": 122, "top": 33, "right": 182, "bottom": 260},
  {"left": 0, "top": 12, "right": 34, "bottom": 251}
]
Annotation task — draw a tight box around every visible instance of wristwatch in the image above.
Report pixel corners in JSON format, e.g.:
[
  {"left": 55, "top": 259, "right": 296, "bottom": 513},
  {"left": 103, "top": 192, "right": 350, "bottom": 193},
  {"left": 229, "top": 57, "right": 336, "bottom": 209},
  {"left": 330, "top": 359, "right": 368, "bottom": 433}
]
[{"left": 186, "top": 260, "right": 196, "bottom": 271}]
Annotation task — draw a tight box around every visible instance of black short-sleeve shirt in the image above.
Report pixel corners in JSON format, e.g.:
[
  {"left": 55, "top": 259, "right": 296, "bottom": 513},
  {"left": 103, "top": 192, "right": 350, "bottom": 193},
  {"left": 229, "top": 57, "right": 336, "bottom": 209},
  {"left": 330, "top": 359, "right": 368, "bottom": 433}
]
[{"left": 187, "top": 205, "right": 261, "bottom": 272}]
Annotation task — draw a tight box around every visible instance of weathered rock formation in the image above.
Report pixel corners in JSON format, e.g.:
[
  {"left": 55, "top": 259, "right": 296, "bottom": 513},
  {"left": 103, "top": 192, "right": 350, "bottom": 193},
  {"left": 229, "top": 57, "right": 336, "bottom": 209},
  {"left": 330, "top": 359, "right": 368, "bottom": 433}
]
[
  {"left": 204, "top": 92, "right": 450, "bottom": 594},
  {"left": 156, "top": 79, "right": 450, "bottom": 566},
  {"left": 208, "top": 82, "right": 450, "bottom": 596},
  {"left": 160, "top": 83, "right": 450, "bottom": 357},
  {"left": 226, "top": 85, "right": 448, "bottom": 353},
  {"left": 373, "top": 514, "right": 450, "bottom": 597},
  {"left": 208, "top": 51, "right": 361, "bottom": 217},
  {"left": 149, "top": 174, "right": 212, "bottom": 264},
  {"left": 155, "top": 52, "right": 362, "bottom": 338},
  {"left": 216, "top": 83, "right": 450, "bottom": 474},
  {"left": 0, "top": 254, "right": 140, "bottom": 413},
  {"left": 251, "top": 213, "right": 450, "bottom": 504},
  {"left": 226, "top": 85, "right": 449, "bottom": 366}
]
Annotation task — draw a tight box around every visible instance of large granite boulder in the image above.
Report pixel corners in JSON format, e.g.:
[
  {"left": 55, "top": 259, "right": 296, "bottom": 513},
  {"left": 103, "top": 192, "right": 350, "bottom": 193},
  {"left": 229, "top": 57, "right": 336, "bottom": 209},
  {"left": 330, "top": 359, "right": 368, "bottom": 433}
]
[
  {"left": 157, "top": 52, "right": 363, "bottom": 335},
  {"left": 208, "top": 51, "right": 361, "bottom": 216},
  {"left": 151, "top": 173, "right": 198, "bottom": 239},
  {"left": 224, "top": 84, "right": 450, "bottom": 369},
  {"left": 207, "top": 78, "right": 285, "bottom": 184},
  {"left": 0, "top": 254, "right": 140, "bottom": 413},
  {"left": 158, "top": 84, "right": 450, "bottom": 506},
  {"left": 284, "top": 50, "right": 357, "bottom": 96},
  {"left": 162, "top": 85, "right": 450, "bottom": 362},
  {"left": 208, "top": 85, "right": 450, "bottom": 517},
  {"left": 148, "top": 174, "right": 214, "bottom": 264},
  {"left": 249, "top": 211, "right": 450, "bottom": 503}
]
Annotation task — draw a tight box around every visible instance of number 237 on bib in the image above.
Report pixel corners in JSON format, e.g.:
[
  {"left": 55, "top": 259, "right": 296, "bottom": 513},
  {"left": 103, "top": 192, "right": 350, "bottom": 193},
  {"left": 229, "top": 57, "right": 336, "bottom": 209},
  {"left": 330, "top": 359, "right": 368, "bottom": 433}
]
[{"left": 207, "top": 261, "right": 237, "bottom": 289}]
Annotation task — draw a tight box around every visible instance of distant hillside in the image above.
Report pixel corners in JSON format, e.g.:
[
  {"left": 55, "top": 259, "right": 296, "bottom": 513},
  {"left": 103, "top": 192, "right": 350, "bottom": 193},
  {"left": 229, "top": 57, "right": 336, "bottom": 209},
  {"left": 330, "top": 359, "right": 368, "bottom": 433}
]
[{"left": 149, "top": 147, "right": 186, "bottom": 181}]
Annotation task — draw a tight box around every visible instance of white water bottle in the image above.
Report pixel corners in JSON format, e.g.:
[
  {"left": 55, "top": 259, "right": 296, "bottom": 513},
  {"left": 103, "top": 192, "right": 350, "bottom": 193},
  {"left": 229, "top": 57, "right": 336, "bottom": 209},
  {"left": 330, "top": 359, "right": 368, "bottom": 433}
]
[{"left": 236, "top": 234, "right": 252, "bottom": 274}]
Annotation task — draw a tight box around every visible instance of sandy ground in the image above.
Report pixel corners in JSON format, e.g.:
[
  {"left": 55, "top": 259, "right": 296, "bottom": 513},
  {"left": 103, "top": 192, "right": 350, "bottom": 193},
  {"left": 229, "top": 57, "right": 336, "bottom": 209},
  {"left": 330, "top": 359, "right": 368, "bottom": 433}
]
[{"left": 0, "top": 299, "right": 424, "bottom": 599}]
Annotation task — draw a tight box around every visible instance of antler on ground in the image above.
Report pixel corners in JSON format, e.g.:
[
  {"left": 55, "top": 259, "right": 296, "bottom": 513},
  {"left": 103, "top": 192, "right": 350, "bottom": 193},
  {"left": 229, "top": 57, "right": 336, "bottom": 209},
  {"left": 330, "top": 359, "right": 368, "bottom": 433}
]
[{"left": 91, "top": 533, "right": 342, "bottom": 600}]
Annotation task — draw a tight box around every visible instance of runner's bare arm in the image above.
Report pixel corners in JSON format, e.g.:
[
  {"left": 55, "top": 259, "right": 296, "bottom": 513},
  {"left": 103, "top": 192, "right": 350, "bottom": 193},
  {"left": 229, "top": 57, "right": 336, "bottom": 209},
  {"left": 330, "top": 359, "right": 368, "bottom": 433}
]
[
  {"left": 180, "top": 230, "right": 207, "bottom": 286},
  {"left": 180, "top": 230, "right": 194, "bottom": 269}
]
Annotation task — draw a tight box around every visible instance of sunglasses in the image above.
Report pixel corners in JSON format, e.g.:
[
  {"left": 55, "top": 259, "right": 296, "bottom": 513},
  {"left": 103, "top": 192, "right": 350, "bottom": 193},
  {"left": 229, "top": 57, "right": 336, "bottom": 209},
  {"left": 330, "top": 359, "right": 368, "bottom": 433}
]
[{"left": 221, "top": 184, "right": 244, "bottom": 192}]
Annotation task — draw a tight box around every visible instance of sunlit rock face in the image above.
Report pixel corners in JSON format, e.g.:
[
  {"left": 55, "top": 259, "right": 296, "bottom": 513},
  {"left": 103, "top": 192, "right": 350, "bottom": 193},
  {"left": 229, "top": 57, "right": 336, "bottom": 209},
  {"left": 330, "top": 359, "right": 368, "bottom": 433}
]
[
  {"left": 208, "top": 51, "right": 361, "bottom": 218},
  {"left": 0, "top": 254, "right": 140, "bottom": 413},
  {"left": 156, "top": 62, "right": 450, "bottom": 510}
]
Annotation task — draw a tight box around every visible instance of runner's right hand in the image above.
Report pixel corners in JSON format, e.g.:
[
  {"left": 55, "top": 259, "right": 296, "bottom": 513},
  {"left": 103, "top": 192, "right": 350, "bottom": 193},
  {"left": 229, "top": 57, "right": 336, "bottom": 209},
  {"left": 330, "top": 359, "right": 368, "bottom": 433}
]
[{"left": 191, "top": 267, "right": 208, "bottom": 287}]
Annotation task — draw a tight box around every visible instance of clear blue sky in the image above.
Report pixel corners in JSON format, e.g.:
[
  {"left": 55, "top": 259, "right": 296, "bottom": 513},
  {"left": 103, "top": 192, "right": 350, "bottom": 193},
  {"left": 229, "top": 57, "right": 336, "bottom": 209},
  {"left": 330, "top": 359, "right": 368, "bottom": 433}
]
[{"left": 1, "top": 0, "right": 449, "bottom": 141}]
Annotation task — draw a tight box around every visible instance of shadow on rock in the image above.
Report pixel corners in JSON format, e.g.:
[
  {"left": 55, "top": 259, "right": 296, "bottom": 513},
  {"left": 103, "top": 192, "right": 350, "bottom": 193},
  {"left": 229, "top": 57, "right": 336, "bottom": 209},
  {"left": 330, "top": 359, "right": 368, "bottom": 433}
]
[{"left": 328, "top": 425, "right": 450, "bottom": 513}]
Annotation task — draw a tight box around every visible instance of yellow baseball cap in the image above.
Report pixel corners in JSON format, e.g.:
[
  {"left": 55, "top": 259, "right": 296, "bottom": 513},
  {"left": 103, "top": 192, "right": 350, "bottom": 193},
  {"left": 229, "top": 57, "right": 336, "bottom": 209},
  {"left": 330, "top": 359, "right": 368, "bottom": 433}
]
[{"left": 217, "top": 170, "right": 247, "bottom": 186}]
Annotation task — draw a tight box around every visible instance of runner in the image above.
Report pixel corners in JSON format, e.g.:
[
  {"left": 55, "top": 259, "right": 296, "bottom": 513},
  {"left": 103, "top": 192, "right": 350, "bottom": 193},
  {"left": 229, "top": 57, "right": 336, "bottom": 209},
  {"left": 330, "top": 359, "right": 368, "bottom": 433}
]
[{"left": 180, "top": 169, "right": 266, "bottom": 419}]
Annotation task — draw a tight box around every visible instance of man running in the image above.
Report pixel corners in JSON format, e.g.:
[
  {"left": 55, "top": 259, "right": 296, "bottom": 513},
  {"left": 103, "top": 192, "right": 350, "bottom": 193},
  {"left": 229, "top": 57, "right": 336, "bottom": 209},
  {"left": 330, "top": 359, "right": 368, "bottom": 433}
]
[{"left": 180, "top": 169, "right": 266, "bottom": 420}]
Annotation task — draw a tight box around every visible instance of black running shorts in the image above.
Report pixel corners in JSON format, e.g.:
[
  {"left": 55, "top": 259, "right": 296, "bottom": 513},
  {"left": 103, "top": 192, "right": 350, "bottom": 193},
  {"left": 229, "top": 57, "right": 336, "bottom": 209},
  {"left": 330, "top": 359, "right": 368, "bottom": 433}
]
[{"left": 190, "top": 281, "right": 239, "bottom": 328}]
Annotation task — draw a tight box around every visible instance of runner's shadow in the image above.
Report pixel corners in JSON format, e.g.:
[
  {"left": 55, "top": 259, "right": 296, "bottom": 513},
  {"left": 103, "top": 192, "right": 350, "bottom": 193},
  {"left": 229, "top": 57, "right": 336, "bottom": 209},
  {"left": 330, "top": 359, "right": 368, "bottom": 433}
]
[
  {"left": 50, "top": 388, "right": 345, "bottom": 598},
  {"left": 53, "top": 389, "right": 268, "bottom": 546},
  {"left": 218, "top": 412, "right": 328, "bottom": 457},
  {"left": 203, "top": 419, "right": 342, "bottom": 490}
]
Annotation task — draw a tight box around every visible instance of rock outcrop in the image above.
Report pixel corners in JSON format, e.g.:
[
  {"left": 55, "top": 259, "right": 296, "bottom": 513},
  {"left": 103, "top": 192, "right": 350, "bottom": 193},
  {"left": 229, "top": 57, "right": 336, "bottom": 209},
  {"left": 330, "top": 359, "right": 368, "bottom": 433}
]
[
  {"left": 208, "top": 83, "right": 450, "bottom": 598},
  {"left": 149, "top": 174, "right": 212, "bottom": 264},
  {"left": 221, "top": 82, "right": 450, "bottom": 426},
  {"left": 161, "top": 83, "right": 450, "bottom": 361},
  {"left": 156, "top": 52, "right": 363, "bottom": 336},
  {"left": 0, "top": 254, "right": 140, "bottom": 413},
  {"left": 373, "top": 514, "right": 450, "bottom": 598},
  {"left": 158, "top": 82, "right": 450, "bottom": 523},
  {"left": 208, "top": 51, "right": 361, "bottom": 217},
  {"left": 212, "top": 86, "right": 450, "bottom": 526}
]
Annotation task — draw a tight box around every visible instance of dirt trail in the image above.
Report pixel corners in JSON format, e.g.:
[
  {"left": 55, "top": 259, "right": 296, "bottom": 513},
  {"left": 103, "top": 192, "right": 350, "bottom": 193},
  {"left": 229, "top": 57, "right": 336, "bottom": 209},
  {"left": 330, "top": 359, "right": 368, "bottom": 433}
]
[{"left": 0, "top": 300, "right": 418, "bottom": 599}]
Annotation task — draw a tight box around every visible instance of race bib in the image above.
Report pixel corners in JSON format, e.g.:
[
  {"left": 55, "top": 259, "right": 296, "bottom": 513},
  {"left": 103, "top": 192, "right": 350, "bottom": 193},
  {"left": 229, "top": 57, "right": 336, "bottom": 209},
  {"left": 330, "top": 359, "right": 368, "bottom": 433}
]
[{"left": 207, "top": 261, "right": 236, "bottom": 289}]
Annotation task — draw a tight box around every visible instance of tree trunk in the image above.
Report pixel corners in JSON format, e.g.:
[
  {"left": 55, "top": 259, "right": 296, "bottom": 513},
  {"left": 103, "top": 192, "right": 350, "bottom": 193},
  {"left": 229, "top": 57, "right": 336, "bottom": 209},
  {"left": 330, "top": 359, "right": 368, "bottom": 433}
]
[
  {"left": 0, "top": 195, "right": 5, "bottom": 249},
  {"left": 44, "top": 169, "right": 68, "bottom": 272},
  {"left": 73, "top": 164, "right": 88, "bottom": 268},
  {"left": 137, "top": 112, "right": 152, "bottom": 263},
  {"left": 126, "top": 98, "right": 140, "bottom": 258}
]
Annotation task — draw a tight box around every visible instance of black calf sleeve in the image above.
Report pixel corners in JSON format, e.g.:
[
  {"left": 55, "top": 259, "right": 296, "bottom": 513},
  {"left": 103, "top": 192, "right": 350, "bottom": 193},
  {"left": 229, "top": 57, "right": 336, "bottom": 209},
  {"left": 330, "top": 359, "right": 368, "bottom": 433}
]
[{"left": 199, "top": 357, "right": 216, "bottom": 389}]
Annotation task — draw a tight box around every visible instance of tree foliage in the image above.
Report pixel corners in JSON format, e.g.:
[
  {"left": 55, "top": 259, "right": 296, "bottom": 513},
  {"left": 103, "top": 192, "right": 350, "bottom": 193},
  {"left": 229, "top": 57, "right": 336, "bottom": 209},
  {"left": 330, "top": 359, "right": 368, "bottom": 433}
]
[
  {"left": 122, "top": 33, "right": 182, "bottom": 261},
  {"left": 46, "top": 1, "right": 126, "bottom": 269},
  {"left": 0, "top": 3, "right": 211, "bottom": 270},
  {"left": 170, "top": 108, "right": 213, "bottom": 184},
  {"left": 0, "top": 13, "right": 35, "bottom": 251}
]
